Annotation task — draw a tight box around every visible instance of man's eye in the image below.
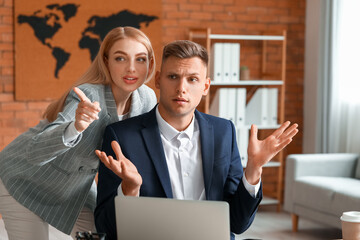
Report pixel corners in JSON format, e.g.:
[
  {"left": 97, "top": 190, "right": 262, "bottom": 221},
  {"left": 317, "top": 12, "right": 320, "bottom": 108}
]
[
  {"left": 190, "top": 77, "right": 198, "bottom": 82},
  {"left": 168, "top": 75, "right": 177, "bottom": 79}
]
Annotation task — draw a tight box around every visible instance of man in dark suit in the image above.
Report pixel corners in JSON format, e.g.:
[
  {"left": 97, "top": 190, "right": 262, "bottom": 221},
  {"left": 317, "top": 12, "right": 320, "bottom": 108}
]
[{"left": 95, "top": 40, "right": 298, "bottom": 240}]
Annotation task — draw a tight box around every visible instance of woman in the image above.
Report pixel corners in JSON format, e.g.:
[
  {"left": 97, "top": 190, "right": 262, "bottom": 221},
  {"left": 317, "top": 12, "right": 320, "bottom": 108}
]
[{"left": 0, "top": 26, "right": 157, "bottom": 239}]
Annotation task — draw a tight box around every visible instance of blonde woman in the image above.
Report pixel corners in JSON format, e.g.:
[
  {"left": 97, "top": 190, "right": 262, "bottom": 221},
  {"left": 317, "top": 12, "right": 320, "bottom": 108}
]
[{"left": 0, "top": 26, "right": 157, "bottom": 239}]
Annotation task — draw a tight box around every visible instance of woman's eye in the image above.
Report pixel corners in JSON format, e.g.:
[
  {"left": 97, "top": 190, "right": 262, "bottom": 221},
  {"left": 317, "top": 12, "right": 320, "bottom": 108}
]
[
  {"left": 115, "top": 56, "right": 125, "bottom": 61},
  {"left": 137, "top": 57, "right": 147, "bottom": 62}
]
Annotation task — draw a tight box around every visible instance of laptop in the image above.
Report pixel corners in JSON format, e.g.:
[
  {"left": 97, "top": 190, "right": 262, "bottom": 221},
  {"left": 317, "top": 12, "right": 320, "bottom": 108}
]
[{"left": 115, "top": 196, "right": 230, "bottom": 240}]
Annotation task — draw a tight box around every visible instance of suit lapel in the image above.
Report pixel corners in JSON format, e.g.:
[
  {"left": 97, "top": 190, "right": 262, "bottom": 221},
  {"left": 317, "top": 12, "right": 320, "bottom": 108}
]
[
  {"left": 104, "top": 85, "right": 119, "bottom": 124},
  {"left": 141, "top": 108, "right": 173, "bottom": 198},
  {"left": 195, "top": 110, "right": 214, "bottom": 200}
]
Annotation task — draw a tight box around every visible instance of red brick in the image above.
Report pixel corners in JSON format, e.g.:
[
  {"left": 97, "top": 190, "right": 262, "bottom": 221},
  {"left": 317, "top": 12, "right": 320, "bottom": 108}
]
[
  {"left": 0, "top": 42, "right": 13, "bottom": 50},
  {"left": 225, "top": 5, "right": 246, "bottom": 13},
  {"left": 1, "top": 66, "right": 13, "bottom": 75},
  {"left": 165, "top": 11, "right": 190, "bottom": 19},
  {"left": 0, "top": 7, "right": 12, "bottom": 15},
  {"left": 202, "top": 4, "right": 224, "bottom": 12},
  {"left": 0, "top": 111, "right": 14, "bottom": 119},
  {"left": 189, "top": 12, "right": 212, "bottom": 20},
  {"left": 4, "top": 0, "right": 12, "bottom": 7},
  {"left": 0, "top": 58, "right": 13, "bottom": 66},
  {"left": 236, "top": 14, "right": 257, "bottom": 22},
  {"left": 213, "top": 0, "right": 233, "bottom": 4},
  {"left": 257, "top": 15, "right": 279, "bottom": 23},
  {"left": 1, "top": 32, "right": 13, "bottom": 42},
  {"left": 15, "top": 110, "right": 42, "bottom": 119},
  {"left": 0, "top": 127, "right": 19, "bottom": 135},
  {"left": 179, "top": 4, "right": 201, "bottom": 11},
  {"left": 163, "top": 4, "right": 178, "bottom": 11},
  {"left": 162, "top": 19, "right": 178, "bottom": 27},
  {"left": 246, "top": 6, "right": 267, "bottom": 14},
  {"left": 2, "top": 50, "right": 13, "bottom": 59},
  {"left": 27, "top": 101, "right": 50, "bottom": 111},
  {"left": 279, "top": 16, "right": 301, "bottom": 24},
  {"left": 214, "top": 13, "right": 235, "bottom": 21},
  {"left": 0, "top": 92, "right": 13, "bottom": 101},
  {"left": 189, "top": 0, "right": 211, "bottom": 3},
  {"left": 1, "top": 102, "right": 27, "bottom": 111},
  {"left": 2, "top": 15, "right": 12, "bottom": 24}
]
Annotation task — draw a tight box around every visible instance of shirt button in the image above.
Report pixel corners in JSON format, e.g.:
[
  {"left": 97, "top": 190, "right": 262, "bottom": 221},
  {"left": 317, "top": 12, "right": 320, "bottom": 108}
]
[
  {"left": 184, "top": 172, "right": 189, "bottom": 177},
  {"left": 78, "top": 166, "right": 84, "bottom": 172}
]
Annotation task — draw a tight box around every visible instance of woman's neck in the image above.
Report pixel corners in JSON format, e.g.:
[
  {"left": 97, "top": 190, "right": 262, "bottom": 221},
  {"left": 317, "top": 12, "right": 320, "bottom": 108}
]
[{"left": 111, "top": 88, "right": 132, "bottom": 115}]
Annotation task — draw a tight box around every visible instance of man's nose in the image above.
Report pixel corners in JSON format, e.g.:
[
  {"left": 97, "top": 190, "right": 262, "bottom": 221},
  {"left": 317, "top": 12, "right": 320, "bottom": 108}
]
[{"left": 176, "top": 78, "right": 186, "bottom": 94}]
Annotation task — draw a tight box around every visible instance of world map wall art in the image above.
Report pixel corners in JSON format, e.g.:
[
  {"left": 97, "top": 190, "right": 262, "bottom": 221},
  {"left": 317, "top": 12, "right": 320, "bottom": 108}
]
[{"left": 15, "top": 0, "right": 162, "bottom": 100}]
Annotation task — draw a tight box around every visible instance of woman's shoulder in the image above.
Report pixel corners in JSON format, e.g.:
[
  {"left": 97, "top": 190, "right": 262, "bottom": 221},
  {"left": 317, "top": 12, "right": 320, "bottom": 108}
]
[{"left": 136, "top": 84, "right": 156, "bottom": 99}]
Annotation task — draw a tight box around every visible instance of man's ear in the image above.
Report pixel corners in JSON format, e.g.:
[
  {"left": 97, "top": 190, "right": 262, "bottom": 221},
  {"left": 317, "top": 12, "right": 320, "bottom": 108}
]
[
  {"left": 203, "top": 77, "right": 211, "bottom": 96},
  {"left": 155, "top": 71, "right": 161, "bottom": 89}
]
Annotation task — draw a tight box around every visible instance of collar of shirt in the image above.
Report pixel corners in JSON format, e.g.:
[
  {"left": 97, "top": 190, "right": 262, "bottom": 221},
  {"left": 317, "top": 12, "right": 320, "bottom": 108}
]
[{"left": 155, "top": 106, "right": 197, "bottom": 141}]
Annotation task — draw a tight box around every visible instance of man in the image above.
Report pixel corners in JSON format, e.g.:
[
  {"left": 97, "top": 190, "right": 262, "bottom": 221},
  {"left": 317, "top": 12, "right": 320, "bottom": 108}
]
[{"left": 94, "top": 40, "right": 298, "bottom": 240}]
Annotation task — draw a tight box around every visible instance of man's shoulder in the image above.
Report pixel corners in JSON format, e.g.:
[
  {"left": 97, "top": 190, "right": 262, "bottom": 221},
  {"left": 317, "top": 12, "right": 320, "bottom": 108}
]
[
  {"left": 196, "top": 111, "right": 233, "bottom": 126},
  {"left": 107, "top": 108, "right": 154, "bottom": 130}
]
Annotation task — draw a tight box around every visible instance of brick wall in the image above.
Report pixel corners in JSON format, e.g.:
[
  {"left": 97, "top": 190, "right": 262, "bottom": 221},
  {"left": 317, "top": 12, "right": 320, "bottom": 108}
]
[{"left": 0, "top": 0, "right": 305, "bottom": 200}]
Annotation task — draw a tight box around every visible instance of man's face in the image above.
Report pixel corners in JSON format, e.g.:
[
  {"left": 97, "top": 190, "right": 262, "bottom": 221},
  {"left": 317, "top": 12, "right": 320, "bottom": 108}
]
[{"left": 155, "top": 56, "right": 210, "bottom": 125}]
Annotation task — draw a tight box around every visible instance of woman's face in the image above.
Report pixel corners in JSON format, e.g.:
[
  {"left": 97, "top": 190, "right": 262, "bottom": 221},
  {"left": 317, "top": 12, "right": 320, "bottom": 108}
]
[{"left": 106, "top": 38, "right": 150, "bottom": 96}]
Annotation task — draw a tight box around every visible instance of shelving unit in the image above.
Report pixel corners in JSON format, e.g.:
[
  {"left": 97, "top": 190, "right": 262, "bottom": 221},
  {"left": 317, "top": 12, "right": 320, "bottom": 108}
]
[{"left": 189, "top": 28, "right": 287, "bottom": 211}]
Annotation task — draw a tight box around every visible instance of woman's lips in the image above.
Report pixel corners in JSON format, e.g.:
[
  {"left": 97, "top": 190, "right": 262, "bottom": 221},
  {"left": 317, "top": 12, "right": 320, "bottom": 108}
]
[{"left": 123, "top": 76, "right": 138, "bottom": 84}]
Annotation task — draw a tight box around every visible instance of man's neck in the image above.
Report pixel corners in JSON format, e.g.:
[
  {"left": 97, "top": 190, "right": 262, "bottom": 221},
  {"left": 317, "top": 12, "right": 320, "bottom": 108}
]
[{"left": 157, "top": 105, "right": 194, "bottom": 132}]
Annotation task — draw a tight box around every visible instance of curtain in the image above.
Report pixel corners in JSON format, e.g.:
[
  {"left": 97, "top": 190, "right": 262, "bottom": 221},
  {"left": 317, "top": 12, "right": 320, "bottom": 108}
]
[{"left": 326, "top": 0, "right": 360, "bottom": 154}]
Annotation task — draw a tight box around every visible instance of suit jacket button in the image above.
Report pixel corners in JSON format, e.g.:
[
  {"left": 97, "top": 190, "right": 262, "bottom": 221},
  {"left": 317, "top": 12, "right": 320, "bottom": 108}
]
[{"left": 78, "top": 166, "right": 84, "bottom": 172}]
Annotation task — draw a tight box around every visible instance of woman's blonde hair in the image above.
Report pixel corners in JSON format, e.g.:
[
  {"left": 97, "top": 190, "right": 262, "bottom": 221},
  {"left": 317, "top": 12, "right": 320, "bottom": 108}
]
[{"left": 43, "top": 26, "right": 156, "bottom": 122}]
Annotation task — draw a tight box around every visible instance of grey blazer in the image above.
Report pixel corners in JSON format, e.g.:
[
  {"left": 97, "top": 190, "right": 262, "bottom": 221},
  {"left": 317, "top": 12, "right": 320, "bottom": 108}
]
[{"left": 0, "top": 83, "right": 157, "bottom": 234}]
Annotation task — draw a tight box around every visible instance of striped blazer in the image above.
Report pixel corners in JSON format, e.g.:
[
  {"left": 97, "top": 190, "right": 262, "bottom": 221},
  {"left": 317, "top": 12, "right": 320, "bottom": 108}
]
[{"left": 0, "top": 83, "right": 157, "bottom": 234}]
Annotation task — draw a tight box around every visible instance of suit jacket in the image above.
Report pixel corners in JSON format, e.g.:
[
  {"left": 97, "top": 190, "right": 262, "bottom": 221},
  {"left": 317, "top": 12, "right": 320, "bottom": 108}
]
[
  {"left": 0, "top": 83, "right": 156, "bottom": 234},
  {"left": 95, "top": 107, "right": 262, "bottom": 240}
]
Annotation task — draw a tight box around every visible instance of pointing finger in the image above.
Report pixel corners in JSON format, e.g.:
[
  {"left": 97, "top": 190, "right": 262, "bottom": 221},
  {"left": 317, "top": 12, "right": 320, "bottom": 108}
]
[{"left": 73, "top": 87, "right": 91, "bottom": 103}]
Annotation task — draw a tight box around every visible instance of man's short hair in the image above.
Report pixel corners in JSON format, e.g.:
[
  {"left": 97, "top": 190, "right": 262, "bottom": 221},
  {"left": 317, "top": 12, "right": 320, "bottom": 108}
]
[{"left": 162, "top": 40, "right": 208, "bottom": 67}]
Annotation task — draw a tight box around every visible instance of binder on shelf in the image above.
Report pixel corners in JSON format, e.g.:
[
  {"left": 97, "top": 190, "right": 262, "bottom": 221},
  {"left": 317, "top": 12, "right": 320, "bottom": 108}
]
[
  {"left": 245, "top": 88, "right": 268, "bottom": 126},
  {"left": 227, "top": 88, "right": 237, "bottom": 124},
  {"left": 267, "top": 88, "right": 278, "bottom": 126},
  {"left": 209, "top": 88, "right": 227, "bottom": 119},
  {"left": 210, "top": 43, "right": 223, "bottom": 82},
  {"left": 236, "top": 127, "right": 248, "bottom": 167},
  {"left": 235, "top": 88, "right": 246, "bottom": 127},
  {"left": 222, "top": 43, "right": 231, "bottom": 83},
  {"left": 230, "top": 43, "right": 240, "bottom": 83},
  {"left": 209, "top": 88, "right": 236, "bottom": 125}
]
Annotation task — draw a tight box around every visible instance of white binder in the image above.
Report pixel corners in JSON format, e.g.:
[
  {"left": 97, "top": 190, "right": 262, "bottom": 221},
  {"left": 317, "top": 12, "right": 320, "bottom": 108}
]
[
  {"left": 235, "top": 88, "right": 246, "bottom": 127},
  {"left": 267, "top": 88, "right": 278, "bottom": 126},
  {"left": 230, "top": 43, "right": 240, "bottom": 83},
  {"left": 222, "top": 43, "right": 231, "bottom": 83},
  {"left": 245, "top": 88, "right": 268, "bottom": 126},
  {"left": 227, "top": 88, "right": 237, "bottom": 124},
  {"left": 210, "top": 43, "right": 223, "bottom": 82},
  {"left": 237, "top": 127, "right": 249, "bottom": 167},
  {"left": 209, "top": 88, "right": 228, "bottom": 118}
]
